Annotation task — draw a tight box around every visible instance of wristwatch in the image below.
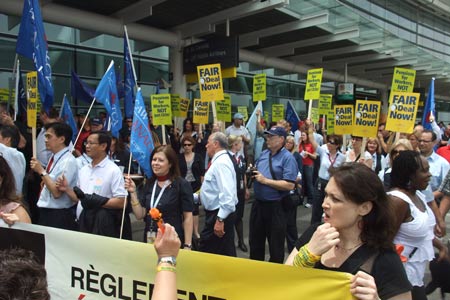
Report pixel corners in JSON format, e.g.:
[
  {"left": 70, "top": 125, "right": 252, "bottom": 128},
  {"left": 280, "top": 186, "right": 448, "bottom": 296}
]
[
  {"left": 216, "top": 216, "right": 225, "bottom": 223},
  {"left": 40, "top": 171, "right": 48, "bottom": 177},
  {"left": 157, "top": 256, "right": 177, "bottom": 266}
]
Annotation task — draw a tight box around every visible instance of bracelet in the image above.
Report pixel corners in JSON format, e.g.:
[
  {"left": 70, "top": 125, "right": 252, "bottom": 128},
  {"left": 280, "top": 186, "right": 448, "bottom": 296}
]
[
  {"left": 293, "top": 243, "right": 321, "bottom": 268},
  {"left": 131, "top": 201, "right": 140, "bottom": 207},
  {"left": 156, "top": 265, "right": 176, "bottom": 273},
  {"left": 183, "top": 244, "right": 192, "bottom": 249}
]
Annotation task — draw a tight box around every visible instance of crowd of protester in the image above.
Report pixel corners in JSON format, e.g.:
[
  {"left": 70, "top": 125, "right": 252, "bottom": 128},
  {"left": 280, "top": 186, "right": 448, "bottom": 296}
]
[{"left": 2, "top": 100, "right": 450, "bottom": 300}]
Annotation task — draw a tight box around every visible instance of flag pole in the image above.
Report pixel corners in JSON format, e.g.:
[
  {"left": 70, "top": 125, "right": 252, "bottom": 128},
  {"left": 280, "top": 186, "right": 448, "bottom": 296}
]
[
  {"left": 71, "top": 97, "right": 96, "bottom": 154},
  {"left": 13, "top": 59, "right": 20, "bottom": 121},
  {"left": 7, "top": 54, "right": 19, "bottom": 114}
]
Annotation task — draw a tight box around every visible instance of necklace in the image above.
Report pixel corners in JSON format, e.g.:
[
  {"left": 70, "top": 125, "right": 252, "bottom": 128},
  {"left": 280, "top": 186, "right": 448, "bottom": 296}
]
[{"left": 335, "top": 242, "right": 363, "bottom": 252}]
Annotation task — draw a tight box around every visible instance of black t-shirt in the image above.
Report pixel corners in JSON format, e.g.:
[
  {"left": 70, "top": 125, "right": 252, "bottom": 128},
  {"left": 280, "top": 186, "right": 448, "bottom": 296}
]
[{"left": 295, "top": 223, "right": 411, "bottom": 300}]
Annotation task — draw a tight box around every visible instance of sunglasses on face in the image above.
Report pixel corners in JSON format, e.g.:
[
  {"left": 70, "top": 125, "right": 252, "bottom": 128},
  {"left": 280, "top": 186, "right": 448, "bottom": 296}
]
[
  {"left": 183, "top": 144, "right": 193, "bottom": 147},
  {"left": 327, "top": 141, "right": 337, "bottom": 145}
]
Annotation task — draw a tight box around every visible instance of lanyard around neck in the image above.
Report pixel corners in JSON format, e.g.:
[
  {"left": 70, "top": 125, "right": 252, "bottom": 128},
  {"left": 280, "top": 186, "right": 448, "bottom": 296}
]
[{"left": 150, "top": 180, "right": 171, "bottom": 208}]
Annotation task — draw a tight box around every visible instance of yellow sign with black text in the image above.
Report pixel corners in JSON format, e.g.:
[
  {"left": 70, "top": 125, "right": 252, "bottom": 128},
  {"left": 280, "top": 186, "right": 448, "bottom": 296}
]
[
  {"left": 304, "top": 68, "right": 323, "bottom": 100},
  {"left": 151, "top": 94, "right": 172, "bottom": 125},
  {"left": 253, "top": 73, "right": 266, "bottom": 102},
  {"left": 179, "top": 98, "right": 190, "bottom": 118},
  {"left": 352, "top": 100, "right": 380, "bottom": 137},
  {"left": 197, "top": 63, "right": 224, "bottom": 101},
  {"left": 318, "top": 94, "right": 332, "bottom": 114},
  {"left": 171, "top": 94, "right": 181, "bottom": 117},
  {"left": 272, "top": 104, "right": 284, "bottom": 122},
  {"left": 391, "top": 67, "right": 416, "bottom": 93},
  {"left": 237, "top": 106, "right": 248, "bottom": 122},
  {"left": 193, "top": 99, "right": 209, "bottom": 124},
  {"left": 26, "top": 71, "right": 38, "bottom": 128},
  {"left": 327, "top": 110, "right": 335, "bottom": 135},
  {"left": 334, "top": 105, "right": 353, "bottom": 135},
  {"left": 385, "top": 92, "right": 419, "bottom": 133},
  {"left": 216, "top": 94, "right": 232, "bottom": 122}
]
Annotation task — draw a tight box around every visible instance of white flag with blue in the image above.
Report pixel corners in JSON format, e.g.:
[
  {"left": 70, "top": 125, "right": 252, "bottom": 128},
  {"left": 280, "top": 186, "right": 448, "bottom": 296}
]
[
  {"left": 94, "top": 60, "right": 122, "bottom": 137},
  {"left": 16, "top": 0, "right": 54, "bottom": 112},
  {"left": 130, "top": 88, "right": 154, "bottom": 178}
]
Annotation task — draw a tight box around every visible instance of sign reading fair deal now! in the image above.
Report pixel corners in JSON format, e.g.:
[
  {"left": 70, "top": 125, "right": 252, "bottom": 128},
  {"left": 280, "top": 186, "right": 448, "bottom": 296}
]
[
  {"left": 386, "top": 92, "right": 419, "bottom": 133},
  {"left": 197, "top": 63, "right": 224, "bottom": 101},
  {"left": 26, "top": 71, "right": 38, "bottom": 128},
  {"left": 334, "top": 105, "right": 353, "bottom": 135},
  {"left": 353, "top": 100, "right": 380, "bottom": 137},
  {"left": 193, "top": 99, "right": 209, "bottom": 124},
  {"left": 151, "top": 94, "right": 172, "bottom": 125}
]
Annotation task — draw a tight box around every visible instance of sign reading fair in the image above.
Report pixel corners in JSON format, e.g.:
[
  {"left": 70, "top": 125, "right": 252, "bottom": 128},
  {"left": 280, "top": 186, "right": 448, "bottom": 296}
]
[
  {"left": 304, "top": 68, "right": 323, "bottom": 100},
  {"left": 353, "top": 100, "right": 380, "bottom": 137},
  {"left": 193, "top": 99, "right": 209, "bottom": 124},
  {"left": 151, "top": 94, "right": 172, "bottom": 125},
  {"left": 391, "top": 67, "right": 416, "bottom": 93},
  {"left": 334, "top": 105, "right": 353, "bottom": 135},
  {"left": 386, "top": 92, "right": 419, "bottom": 133},
  {"left": 197, "top": 63, "right": 224, "bottom": 101},
  {"left": 253, "top": 73, "right": 266, "bottom": 101}
]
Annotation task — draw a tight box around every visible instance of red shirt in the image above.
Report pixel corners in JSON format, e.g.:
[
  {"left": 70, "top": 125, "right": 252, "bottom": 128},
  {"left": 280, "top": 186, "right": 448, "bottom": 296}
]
[
  {"left": 437, "top": 145, "right": 450, "bottom": 163},
  {"left": 299, "top": 143, "right": 314, "bottom": 166}
]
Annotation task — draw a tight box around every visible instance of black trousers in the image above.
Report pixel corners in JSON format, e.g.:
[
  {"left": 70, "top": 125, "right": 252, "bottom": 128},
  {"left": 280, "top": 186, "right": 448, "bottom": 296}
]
[
  {"left": 249, "top": 200, "right": 287, "bottom": 263},
  {"left": 199, "top": 209, "right": 236, "bottom": 257},
  {"left": 38, "top": 206, "right": 78, "bottom": 231},
  {"left": 311, "top": 178, "right": 328, "bottom": 224}
]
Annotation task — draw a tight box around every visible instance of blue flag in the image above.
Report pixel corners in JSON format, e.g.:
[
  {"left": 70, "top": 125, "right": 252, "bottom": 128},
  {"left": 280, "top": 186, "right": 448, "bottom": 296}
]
[
  {"left": 16, "top": 0, "right": 54, "bottom": 112},
  {"left": 60, "top": 95, "right": 78, "bottom": 142},
  {"left": 116, "top": 69, "right": 125, "bottom": 99},
  {"left": 422, "top": 78, "right": 435, "bottom": 131},
  {"left": 71, "top": 70, "right": 95, "bottom": 104},
  {"left": 130, "top": 88, "right": 154, "bottom": 178},
  {"left": 124, "top": 30, "right": 136, "bottom": 118},
  {"left": 286, "top": 100, "right": 301, "bottom": 132},
  {"left": 14, "top": 63, "right": 27, "bottom": 124},
  {"left": 94, "top": 61, "right": 122, "bottom": 138}
]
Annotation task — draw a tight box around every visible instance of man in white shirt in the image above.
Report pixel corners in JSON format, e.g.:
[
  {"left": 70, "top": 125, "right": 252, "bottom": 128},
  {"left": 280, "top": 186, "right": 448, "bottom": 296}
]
[
  {"left": 0, "top": 125, "right": 26, "bottom": 196},
  {"left": 199, "top": 132, "right": 238, "bottom": 256}
]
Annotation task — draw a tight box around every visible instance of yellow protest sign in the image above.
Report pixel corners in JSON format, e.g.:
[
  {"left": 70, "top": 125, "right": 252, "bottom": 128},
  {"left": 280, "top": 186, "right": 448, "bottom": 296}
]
[
  {"left": 179, "top": 97, "right": 190, "bottom": 118},
  {"left": 334, "top": 105, "right": 353, "bottom": 135},
  {"left": 150, "top": 94, "right": 172, "bottom": 125},
  {"left": 385, "top": 92, "right": 419, "bottom": 133},
  {"left": 26, "top": 71, "right": 38, "bottom": 128},
  {"left": 353, "top": 100, "right": 380, "bottom": 137},
  {"left": 272, "top": 104, "right": 284, "bottom": 122},
  {"left": 170, "top": 94, "right": 181, "bottom": 117},
  {"left": 216, "top": 93, "right": 231, "bottom": 122},
  {"left": 391, "top": 67, "right": 416, "bottom": 93},
  {"left": 304, "top": 68, "right": 323, "bottom": 100},
  {"left": 193, "top": 99, "right": 209, "bottom": 124},
  {"left": 253, "top": 73, "right": 266, "bottom": 101},
  {"left": 197, "top": 63, "right": 224, "bottom": 101},
  {"left": 327, "top": 110, "right": 335, "bottom": 135},
  {"left": 237, "top": 106, "right": 248, "bottom": 122},
  {"left": 318, "top": 94, "right": 332, "bottom": 114},
  {"left": 0, "top": 88, "right": 9, "bottom": 103},
  {"left": 311, "top": 107, "right": 319, "bottom": 124}
]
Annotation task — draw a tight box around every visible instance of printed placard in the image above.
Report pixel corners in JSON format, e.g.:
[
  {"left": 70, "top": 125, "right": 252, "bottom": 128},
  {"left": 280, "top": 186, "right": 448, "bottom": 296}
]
[
  {"left": 216, "top": 93, "right": 231, "bottom": 122},
  {"left": 197, "top": 63, "right": 224, "bottom": 101},
  {"left": 334, "top": 105, "right": 353, "bottom": 135},
  {"left": 311, "top": 107, "right": 319, "bottom": 124},
  {"left": 326, "top": 110, "right": 335, "bottom": 135},
  {"left": 253, "top": 73, "right": 266, "bottom": 102},
  {"left": 26, "top": 71, "right": 38, "bottom": 128},
  {"left": 385, "top": 92, "right": 419, "bottom": 134},
  {"left": 150, "top": 94, "right": 172, "bottom": 125},
  {"left": 318, "top": 94, "right": 332, "bottom": 114},
  {"left": 193, "top": 99, "right": 209, "bottom": 124},
  {"left": 237, "top": 106, "right": 248, "bottom": 122},
  {"left": 170, "top": 94, "right": 181, "bottom": 117},
  {"left": 391, "top": 67, "right": 416, "bottom": 93},
  {"left": 304, "top": 68, "right": 323, "bottom": 100},
  {"left": 272, "top": 104, "right": 284, "bottom": 122},
  {"left": 352, "top": 100, "right": 380, "bottom": 137}
]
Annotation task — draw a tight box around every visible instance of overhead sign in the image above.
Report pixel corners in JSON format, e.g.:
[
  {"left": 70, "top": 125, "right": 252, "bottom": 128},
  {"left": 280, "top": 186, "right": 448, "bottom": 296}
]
[
  {"left": 183, "top": 36, "right": 239, "bottom": 74},
  {"left": 216, "top": 93, "right": 231, "bottom": 122},
  {"left": 391, "top": 67, "right": 416, "bottom": 93},
  {"left": 197, "top": 63, "right": 224, "bottom": 101},
  {"left": 352, "top": 100, "right": 380, "bottom": 138},
  {"left": 151, "top": 94, "right": 172, "bottom": 125},
  {"left": 253, "top": 73, "right": 266, "bottom": 102},
  {"left": 336, "top": 83, "right": 354, "bottom": 102},
  {"left": 385, "top": 92, "right": 419, "bottom": 133},
  {"left": 304, "top": 68, "right": 323, "bottom": 100},
  {"left": 27, "top": 71, "right": 38, "bottom": 128},
  {"left": 193, "top": 99, "right": 209, "bottom": 124},
  {"left": 334, "top": 105, "right": 353, "bottom": 135}
]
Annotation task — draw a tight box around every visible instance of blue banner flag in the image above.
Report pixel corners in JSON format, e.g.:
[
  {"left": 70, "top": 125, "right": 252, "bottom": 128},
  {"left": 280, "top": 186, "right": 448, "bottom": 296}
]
[
  {"left": 16, "top": 0, "right": 54, "bottom": 112},
  {"left": 14, "top": 62, "right": 27, "bottom": 124},
  {"left": 124, "top": 29, "right": 136, "bottom": 118},
  {"left": 116, "top": 69, "right": 125, "bottom": 99},
  {"left": 286, "top": 100, "right": 301, "bottom": 132},
  {"left": 130, "top": 88, "right": 154, "bottom": 178},
  {"left": 71, "top": 70, "right": 95, "bottom": 104},
  {"left": 60, "top": 95, "right": 78, "bottom": 142},
  {"left": 94, "top": 61, "right": 122, "bottom": 138},
  {"left": 422, "top": 78, "right": 435, "bottom": 131}
]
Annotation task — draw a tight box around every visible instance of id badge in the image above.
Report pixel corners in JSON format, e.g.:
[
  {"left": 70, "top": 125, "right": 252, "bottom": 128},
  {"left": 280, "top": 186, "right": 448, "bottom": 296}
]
[
  {"left": 147, "top": 230, "right": 156, "bottom": 244},
  {"left": 240, "top": 179, "right": 244, "bottom": 190}
]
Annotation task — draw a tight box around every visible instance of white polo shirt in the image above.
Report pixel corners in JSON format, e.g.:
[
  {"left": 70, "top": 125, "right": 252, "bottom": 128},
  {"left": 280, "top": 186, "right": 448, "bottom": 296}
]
[{"left": 0, "top": 143, "right": 25, "bottom": 196}]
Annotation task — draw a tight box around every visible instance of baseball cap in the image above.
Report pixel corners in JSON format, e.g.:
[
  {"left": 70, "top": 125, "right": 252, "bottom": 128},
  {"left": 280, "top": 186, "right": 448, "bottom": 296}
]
[
  {"left": 233, "top": 112, "right": 244, "bottom": 120},
  {"left": 264, "top": 126, "right": 287, "bottom": 138},
  {"left": 90, "top": 117, "right": 103, "bottom": 126}
]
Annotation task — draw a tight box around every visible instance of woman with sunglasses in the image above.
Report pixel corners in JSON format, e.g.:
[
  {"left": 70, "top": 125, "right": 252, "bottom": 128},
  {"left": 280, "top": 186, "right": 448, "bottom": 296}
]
[
  {"left": 380, "top": 139, "right": 413, "bottom": 191},
  {"left": 178, "top": 136, "right": 204, "bottom": 243},
  {"left": 346, "top": 136, "right": 373, "bottom": 169},
  {"left": 306, "top": 119, "right": 346, "bottom": 225}
]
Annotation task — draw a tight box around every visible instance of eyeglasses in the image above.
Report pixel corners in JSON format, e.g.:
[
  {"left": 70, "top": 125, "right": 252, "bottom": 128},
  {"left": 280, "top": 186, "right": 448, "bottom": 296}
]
[
  {"left": 327, "top": 141, "right": 337, "bottom": 145},
  {"left": 183, "top": 144, "right": 193, "bottom": 147},
  {"left": 418, "top": 140, "right": 432, "bottom": 143},
  {"left": 84, "top": 141, "right": 99, "bottom": 146}
]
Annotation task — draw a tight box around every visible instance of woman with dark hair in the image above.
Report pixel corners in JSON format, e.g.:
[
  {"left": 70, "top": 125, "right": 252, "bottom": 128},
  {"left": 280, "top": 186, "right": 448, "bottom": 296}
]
[
  {"left": 298, "top": 131, "right": 317, "bottom": 208},
  {"left": 125, "top": 145, "right": 194, "bottom": 249},
  {"left": 179, "top": 118, "right": 196, "bottom": 146},
  {"left": 286, "top": 163, "right": 412, "bottom": 300},
  {"left": 178, "top": 135, "right": 204, "bottom": 241},
  {"left": 389, "top": 150, "right": 448, "bottom": 300},
  {"left": 0, "top": 156, "right": 31, "bottom": 224}
]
